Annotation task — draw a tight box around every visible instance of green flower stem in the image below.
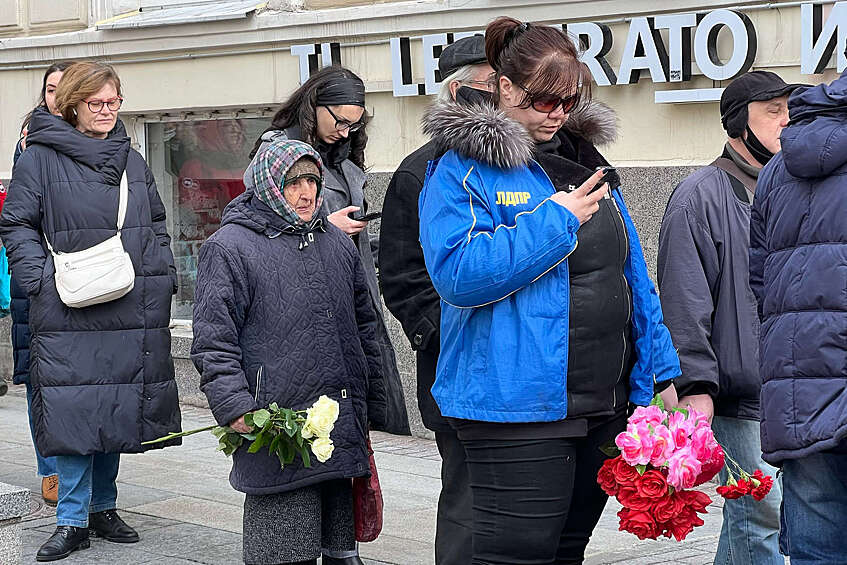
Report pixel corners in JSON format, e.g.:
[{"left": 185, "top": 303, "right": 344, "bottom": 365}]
[{"left": 141, "top": 424, "right": 218, "bottom": 445}]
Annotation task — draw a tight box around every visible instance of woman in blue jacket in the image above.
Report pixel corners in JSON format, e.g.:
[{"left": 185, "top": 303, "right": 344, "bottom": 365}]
[{"left": 419, "top": 17, "right": 680, "bottom": 564}]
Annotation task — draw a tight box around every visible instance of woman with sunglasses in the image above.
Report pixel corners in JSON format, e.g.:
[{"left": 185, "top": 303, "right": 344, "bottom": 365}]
[
  {"left": 419, "top": 17, "right": 680, "bottom": 564},
  {"left": 1, "top": 62, "right": 181, "bottom": 562},
  {"left": 249, "top": 66, "right": 410, "bottom": 444}
]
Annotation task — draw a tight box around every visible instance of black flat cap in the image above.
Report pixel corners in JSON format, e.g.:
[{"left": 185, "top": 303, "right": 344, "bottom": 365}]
[
  {"left": 438, "top": 34, "right": 487, "bottom": 79},
  {"left": 720, "top": 71, "right": 808, "bottom": 137}
]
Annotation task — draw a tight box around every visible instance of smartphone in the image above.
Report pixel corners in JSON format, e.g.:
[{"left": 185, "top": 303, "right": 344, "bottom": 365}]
[
  {"left": 596, "top": 166, "right": 621, "bottom": 191},
  {"left": 351, "top": 211, "right": 382, "bottom": 222}
]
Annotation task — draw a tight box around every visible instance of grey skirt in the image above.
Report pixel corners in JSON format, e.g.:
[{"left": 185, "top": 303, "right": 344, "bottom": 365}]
[{"left": 243, "top": 479, "right": 356, "bottom": 564}]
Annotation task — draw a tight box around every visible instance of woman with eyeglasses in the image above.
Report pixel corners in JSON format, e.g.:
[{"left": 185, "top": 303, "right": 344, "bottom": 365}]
[
  {"left": 419, "top": 17, "right": 680, "bottom": 564},
  {"left": 0, "top": 61, "right": 181, "bottom": 562},
  {"left": 250, "top": 65, "right": 410, "bottom": 446}
]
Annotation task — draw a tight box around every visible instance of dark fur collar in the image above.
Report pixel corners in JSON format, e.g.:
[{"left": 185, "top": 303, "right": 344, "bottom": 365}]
[{"left": 421, "top": 100, "right": 619, "bottom": 169}]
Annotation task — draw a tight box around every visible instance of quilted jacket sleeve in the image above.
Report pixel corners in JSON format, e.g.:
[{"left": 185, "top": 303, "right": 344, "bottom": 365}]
[
  {"left": 143, "top": 159, "right": 178, "bottom": 294},
  {"left": 749, "top": 180, "right": 769, "bottom": 322},
  {"left": 351, "top": 244, "right": 386, "bottom": 429},
  {"left": 0, "top": 150, "right": 47, "bottom": 296},
  {"left": 192, "top": 240, "right": 259, "bottom": 426}
]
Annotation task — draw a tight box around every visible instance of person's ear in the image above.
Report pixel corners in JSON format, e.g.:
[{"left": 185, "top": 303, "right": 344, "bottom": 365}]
[{"left": 499, "top": 75, "right": 515, "bottom": 106}]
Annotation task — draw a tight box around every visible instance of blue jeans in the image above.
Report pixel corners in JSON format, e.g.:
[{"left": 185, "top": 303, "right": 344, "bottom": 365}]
[
  {"left": 25, "top": 382, "right": 57, "bottom": 478},
  {"left": 712, "top": 416, "right": 783, "bottom": 565},
  {"left": 55, "top": 453, "right": 120, "bottom": 527},
  {"left": 781, "top": 451, "right": 847, "bottom": 564}
]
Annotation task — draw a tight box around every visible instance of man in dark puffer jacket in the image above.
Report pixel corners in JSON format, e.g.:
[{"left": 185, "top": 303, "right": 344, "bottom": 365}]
[{"left": 751, "top": 69, "right": 847, "bottom": 564}]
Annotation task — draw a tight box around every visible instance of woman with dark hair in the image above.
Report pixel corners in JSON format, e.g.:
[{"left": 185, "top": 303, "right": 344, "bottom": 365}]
[
  {"left": 1, "top": 61, "right": 181, "bottom": 562},
  {"left": 11, "top": 60, "right": 73, "bottom": 508},
  {"left": 250, "top": 65, "right": 410, "bottom": 437},
  {"left": 419, "top": 17, "right": 680, "bottom": 564}
]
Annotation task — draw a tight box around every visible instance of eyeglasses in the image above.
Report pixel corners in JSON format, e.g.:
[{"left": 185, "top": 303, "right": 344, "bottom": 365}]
[
  {"left": 324, "top": 106, "right": 365, "bottom": 133},
  {"left": 85, "top": 97, "right": 123, "bottom": 113},
  {"left": 517, "top": 85, "right": 580, "bottom": 114}
]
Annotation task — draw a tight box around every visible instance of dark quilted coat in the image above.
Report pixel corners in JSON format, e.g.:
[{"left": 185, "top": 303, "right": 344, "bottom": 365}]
[
  {"left": 192, "top": 191, "right": 374, "bottom": 494},
  {"left": 10, "top": 141, "right": 31, "bottom": 386},
  {"left": 0, "top": 107, "right": 181, "bottom": 457},
  {"left": 751, "top": 71, "right": 847, "bottom": 464},
  {"left": 9, "top": 275, "right": 30, "bottom": 385}
]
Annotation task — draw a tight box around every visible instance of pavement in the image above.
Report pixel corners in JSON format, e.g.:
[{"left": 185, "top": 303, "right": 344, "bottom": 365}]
[{"left": 0, "top": 385, "right": 733, "bottom": 564}]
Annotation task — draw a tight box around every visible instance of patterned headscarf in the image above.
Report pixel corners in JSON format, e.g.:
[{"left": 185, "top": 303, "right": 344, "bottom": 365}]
[{"left": 245, "top": 139, "right": 324, "bottom": 227}]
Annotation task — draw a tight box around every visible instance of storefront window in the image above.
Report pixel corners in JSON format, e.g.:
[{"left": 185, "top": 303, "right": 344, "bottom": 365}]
[{"left": 146, "top": 117, "right": 269, "bottom": 318}]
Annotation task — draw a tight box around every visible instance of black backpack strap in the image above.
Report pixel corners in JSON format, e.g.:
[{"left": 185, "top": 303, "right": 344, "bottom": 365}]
[{"left": 711, "top": 157, "right": 753, "bottom": 204}]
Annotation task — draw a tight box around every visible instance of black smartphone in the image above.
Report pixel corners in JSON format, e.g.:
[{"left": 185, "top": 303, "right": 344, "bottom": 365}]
[
  {"left": 596, "top": 166, "right": 621, "bottom": 191},
  {"left": 351, "top": 211, "right": 382, "bottom": 222}
]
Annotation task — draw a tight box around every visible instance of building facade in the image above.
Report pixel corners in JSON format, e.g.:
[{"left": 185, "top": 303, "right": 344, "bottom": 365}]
[{"left": 1, "top": 0, "right": 845, "bottom": 435}]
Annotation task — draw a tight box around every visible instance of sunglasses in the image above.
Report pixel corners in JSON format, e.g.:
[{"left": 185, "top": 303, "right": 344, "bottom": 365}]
[
  {"left": 324, "top": 106, "right": 365, "bottom": 133},
  {"left": 517, "top": 85, "right": 580, "bottom": 114}
]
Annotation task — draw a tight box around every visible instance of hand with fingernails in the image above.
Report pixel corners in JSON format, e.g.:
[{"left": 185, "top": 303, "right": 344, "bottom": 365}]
[
  {"left": 328, "top": 205, "right": 368, "bottom": 235},
  {"left": 550, "top": 168, "right": 610, "bottom": 224}
]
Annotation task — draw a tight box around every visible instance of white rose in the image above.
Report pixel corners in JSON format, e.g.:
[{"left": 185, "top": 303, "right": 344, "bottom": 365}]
[
  {"left": 302, "top": 395, "right": 340, "bottom": 439},
  {"left": 311, "top": 436, "right": 335, "bottom": 463}
]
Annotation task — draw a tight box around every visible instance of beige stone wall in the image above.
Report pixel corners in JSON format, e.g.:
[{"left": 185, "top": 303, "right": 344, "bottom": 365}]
[
  {"left": 0, "top": 1, "right": 842, "bottom": 177},
  {"left": 0, "top": 0, "right": 88, "bottom": 37}
]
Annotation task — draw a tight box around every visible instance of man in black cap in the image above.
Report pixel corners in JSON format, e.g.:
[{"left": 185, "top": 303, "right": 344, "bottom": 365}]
[
  {"left": 657, "top": 70, "right": 803, "bottom": 565},
  {"left": 379, "top": 35, "right": 492, "bottom": 565}
]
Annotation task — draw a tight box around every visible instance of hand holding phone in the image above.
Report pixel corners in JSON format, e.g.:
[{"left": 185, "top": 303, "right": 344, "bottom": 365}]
[{"left": 351, "top": 211, "right": 382, "bottom": 222}]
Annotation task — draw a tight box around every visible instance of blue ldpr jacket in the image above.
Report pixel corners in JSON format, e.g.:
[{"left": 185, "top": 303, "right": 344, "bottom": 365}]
[{"left": 418, "top": 102, "right": 680, "bottom": 423}]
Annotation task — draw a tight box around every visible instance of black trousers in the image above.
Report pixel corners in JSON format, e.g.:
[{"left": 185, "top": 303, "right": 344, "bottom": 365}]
[
  {"left": 435, "top": 430, "right": 474, "bottom": 565},
  {"left": 460, "top": 414, "right": 626, "bottom": 565}
]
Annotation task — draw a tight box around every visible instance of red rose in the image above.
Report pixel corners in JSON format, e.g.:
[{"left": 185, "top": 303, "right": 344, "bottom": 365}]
[
  {"left": 612, "top": 456, "right": 640, "bottom": 486},
  {"left": 597, "top": 457, "right": 620, "bottom": 496},
  {"left": 652, "top": 493, "right": 683, "bottom": 523},
  {"left": 618, "top": 507, "right": 660, "bottom": 540},
  {"left": 692, "top": 445, "right": 725, "bottom": 487},
  {"left": 666, "top": 506, "right": 704, "bottom": 541},
  {"left": 751, "top": 470, "right": 774, "bottom": 501},
  {"left": 636, "top": 469, "right": 670, "bottom": 499},
  {"left": 717, "top": 479, "right": 751, "bottom": 500},
  {"left": 617, "top": 487, "right": 654, "bottom": 511},
  {"left": 677, "top": 489, "right": 712, "bottom": 513}
]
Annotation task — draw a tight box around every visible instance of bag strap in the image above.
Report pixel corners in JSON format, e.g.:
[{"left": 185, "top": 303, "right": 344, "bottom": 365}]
[
  {"left": 117, "top": 171, "right": 128, "bottom": 233},
  {"left": 44, "top": 171, "right": 129, "bottom": 254}
]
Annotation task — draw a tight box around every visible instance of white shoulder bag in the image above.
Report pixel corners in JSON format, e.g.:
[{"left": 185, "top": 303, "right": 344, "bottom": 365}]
[{"left": 45, "top": 171, "right": 135, "bottom": 308}]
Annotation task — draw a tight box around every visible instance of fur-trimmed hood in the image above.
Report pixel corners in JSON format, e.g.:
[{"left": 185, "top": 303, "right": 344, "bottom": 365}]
[{"left": 421, "top": 100, "right": 619, "bottom": 169}]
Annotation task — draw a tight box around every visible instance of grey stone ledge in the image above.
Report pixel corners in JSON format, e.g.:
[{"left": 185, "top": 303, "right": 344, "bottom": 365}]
[{"left": 0, "top": 483, "right": 29, "bottom": 522}]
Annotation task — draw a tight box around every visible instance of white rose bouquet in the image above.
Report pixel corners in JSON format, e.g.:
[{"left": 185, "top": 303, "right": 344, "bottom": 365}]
[{"left": 143, "top": 395, "right": 340, "bottom": 467}]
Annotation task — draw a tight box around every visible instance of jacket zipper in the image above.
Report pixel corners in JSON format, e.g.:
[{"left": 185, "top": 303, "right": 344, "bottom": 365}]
[
  {"left": 254, "top": 366, "right": 264, "bottom": 402},
  {"left": 610, "top": 195, "right": 632, "bottom": 411}
]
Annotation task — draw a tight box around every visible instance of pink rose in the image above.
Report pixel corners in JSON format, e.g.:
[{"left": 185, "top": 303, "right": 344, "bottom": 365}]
[
  {"left": 649, "top": 424, "right": 675, "bottom": 467},
  {"left": 666, "top": 446, "right": 702, "bottom": 490},
  {"left": 629, "top": 405, "right": 665, "bottom": 428},
  {"left": 690, "top": 426, "right": 719, "bottom": 462},
  {"left": 668, "top": 411, "right": 695, "bottom": 450},
  {"left": 689, "top": 406, "right": 711, "bottom": 429},
  {"left": 615, "top": 423, "right": 655, "bottom": 466}
]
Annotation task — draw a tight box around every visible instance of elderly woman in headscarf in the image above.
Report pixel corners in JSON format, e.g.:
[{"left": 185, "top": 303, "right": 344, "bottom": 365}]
[
  {"left": 249, "top": 65, "right": 410, "bottom": 437},
  {"left": 192, "top": 139, "right": 377, "bottom": 565}
]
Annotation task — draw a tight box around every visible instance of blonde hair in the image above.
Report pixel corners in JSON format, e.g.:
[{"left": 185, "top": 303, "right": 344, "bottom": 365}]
[{"left": 55, "top": 62, "right": 122, "bottom": 126}]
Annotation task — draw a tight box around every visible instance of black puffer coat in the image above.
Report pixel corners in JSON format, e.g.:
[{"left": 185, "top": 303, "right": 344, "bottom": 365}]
[
  {"left": 10, "top": 143, "right": 31, "bottom": 386},
  {"left": 192, "top": 192, "right": 374, "bottom": 494},
  {"left": 0, "top": 108, "right": 181, "bottom": 456}
]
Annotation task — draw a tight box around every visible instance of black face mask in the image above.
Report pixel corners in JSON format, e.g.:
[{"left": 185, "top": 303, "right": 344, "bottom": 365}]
[
  {"left": 743, "top": 125, "right": 775, "bottom": 166},
  {"left": 456, "top": 86, "right": 492, "bottom": 107}
]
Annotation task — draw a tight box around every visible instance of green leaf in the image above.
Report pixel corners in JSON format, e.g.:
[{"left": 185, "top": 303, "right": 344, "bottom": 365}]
[
  {"left": 241, "top": 433, "right": 258, "bottom": 441},
  {"left": 635, "top": 464, "right": 647, "bottom": 475},
  {"left": 599, "top": 440, "right": 620, "bottom": 458},
  {"left": 650, "top": 393, "right": 665, "bottom": 411},
  {"left": 269, "top": 435, "right": 281, "bottom": 455},
  {"left": 673, "top": 407, "right": 689, "bottom": 418},
  {"left": 252, "top": 409, "right": 271, "bottom": 428},
  {"left": 300, "top": 444, "right": 312, "bottom": 468},
  {"left": 281, "top": 441, "right": 296, "bottom": 464},
  {"left": 269, "top": 402, "right": 280, "bottom": 412},
  {"left": 276, "top": 449, "right": 286, "bottom": 470},
  {"left": 295, "top": 432, "right": 304, "bottom": 447},
  {"left": 244, "top": 413, "right": 254, "bottom": 428}
]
